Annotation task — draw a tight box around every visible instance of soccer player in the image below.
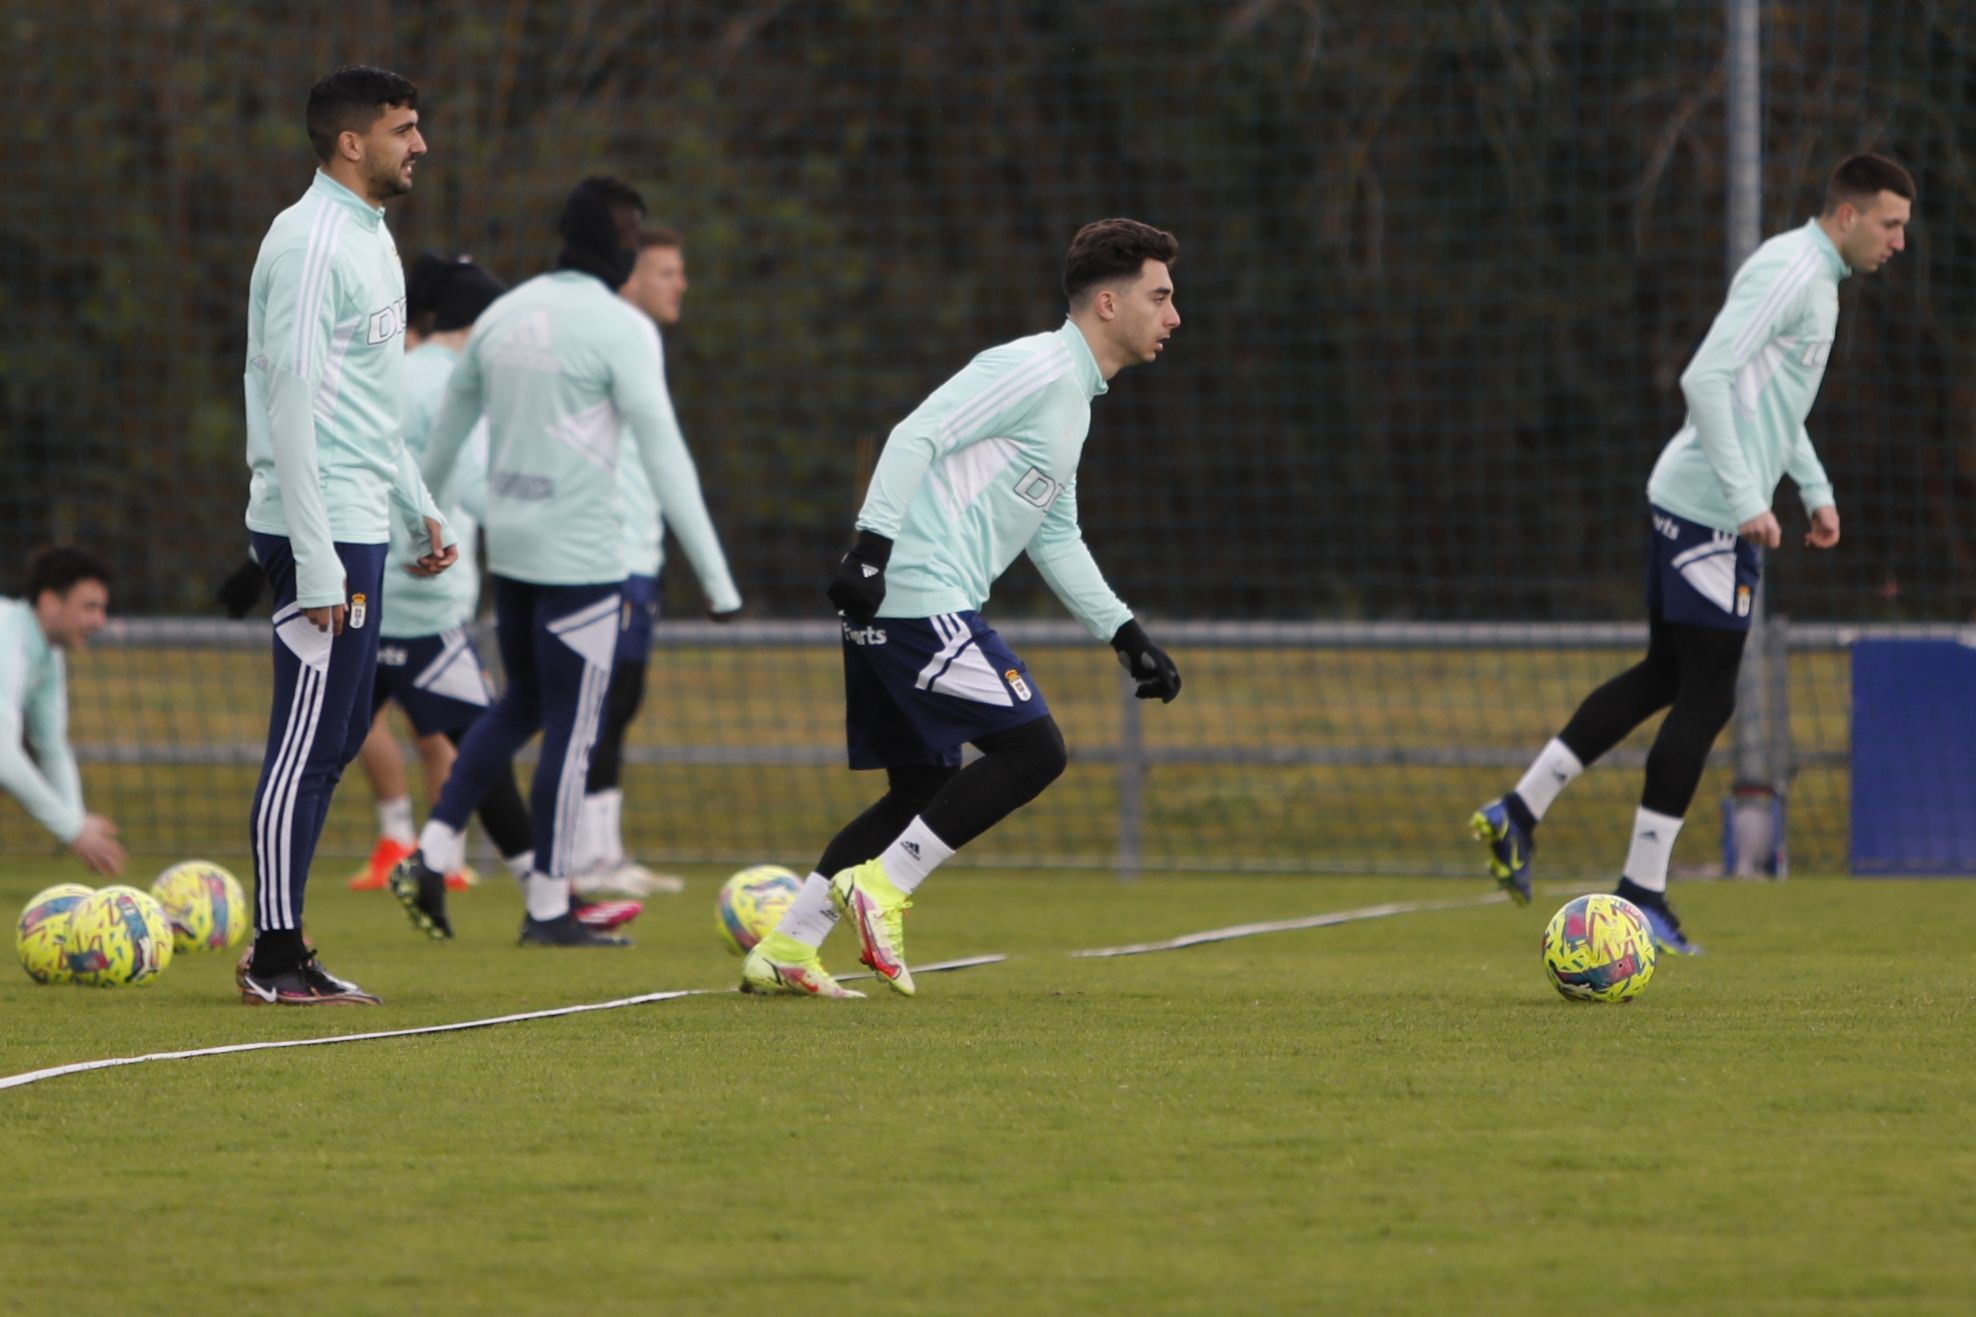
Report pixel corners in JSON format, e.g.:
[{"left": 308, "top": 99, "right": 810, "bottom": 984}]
[
  {"left": 346, "top": 253, "right": 517, "bottom": 892},
  {"left": 742, "top": 218, "right": 1185, "bottom": 999},
  {"left": 569, "top": 226, "right": 697, "bottom": 899},
  {"left": 1471, "top": 154, "right": 1914, "bottom": 954},
  {"left": 392, "top": 177, "right": 742, "bottom": 947},
  {"left": 0, "top": 547, "right": 125, "bottom": 877},
  {"left": 239, "top": 66, "right": 458, "bottom": 1005}
]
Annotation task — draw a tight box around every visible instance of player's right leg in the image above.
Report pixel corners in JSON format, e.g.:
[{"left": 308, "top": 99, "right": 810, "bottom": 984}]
[
  {"left": 347, "top": 707, "right": 415, "bottom": 890},
  {"left": 1474, "top": 513, "right": 1690, "bottom": 902},
  {"left": 393, "top": 582, "right": 543, "bottom": 940},
  {"left": 241, "top": 533, "right": 386, "bottom": 1004}
]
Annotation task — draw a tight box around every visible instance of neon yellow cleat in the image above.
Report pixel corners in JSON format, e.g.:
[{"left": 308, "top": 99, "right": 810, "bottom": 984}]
[
  {"left": 740, "top": 933, "right": 866, "bottom": 999},
  {"left": 830, "top": 859, "right": 914, "bottom": 996}
]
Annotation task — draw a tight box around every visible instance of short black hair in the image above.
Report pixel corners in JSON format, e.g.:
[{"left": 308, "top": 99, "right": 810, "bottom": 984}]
[
  {"left": 23, "top": 546, "right": 111, "bottom": 603},
  {"left": 577, "top": 175, "right": 648, "bottom": 248},
  {"left": 1063, "top": 219, "right": 1179, "bottom": 306},
  {"left": 1824, "top": 154, "right": 1916, "bottom": 214},
  {"left": 307, "top": 65, "right": 419, "bottom": 162}
]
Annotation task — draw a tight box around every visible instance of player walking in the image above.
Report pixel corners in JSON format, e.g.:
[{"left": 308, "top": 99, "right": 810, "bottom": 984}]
[
  {"left": 743, "top": 218, "right": 1185, "bottom": 999},
  {"left": 392, "top": 178, "right": 740, "bottom": 947},
  {"left": 1471, "top": 155, "right": 1914, "bottom": 954},
  {"left": 239, "top": 66, "right": 457, "bottom": 1005}
]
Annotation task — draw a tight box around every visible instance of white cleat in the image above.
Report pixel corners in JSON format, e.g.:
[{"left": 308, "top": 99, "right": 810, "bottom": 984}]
[{"left": 571, "top": 860, "right": 685, "bottom": 898}]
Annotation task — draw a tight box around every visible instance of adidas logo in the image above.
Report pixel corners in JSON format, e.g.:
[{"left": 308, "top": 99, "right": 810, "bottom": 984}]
[
  {"left": 1552, "top": 770, "right": 1568, "bottom": 782},
  {"left": 861, "top": 564, "right": 879, "bottom": 578},
  {"left": 1640, "top": 830, "right": 1660, "bottom": 843},
  {"left": 901, "top": 841, "right": 921, "bottom": 860}
]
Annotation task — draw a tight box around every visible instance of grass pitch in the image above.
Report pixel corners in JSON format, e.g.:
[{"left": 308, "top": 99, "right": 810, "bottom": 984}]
[{"left": 1, "top": 862, "right": 1970, "bottom": 1315}]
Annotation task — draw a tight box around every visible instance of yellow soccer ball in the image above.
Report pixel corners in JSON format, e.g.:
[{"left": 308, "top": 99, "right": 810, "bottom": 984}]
[
  {"left": 15, "top": 883, "right": 95, "bottom": 984},
  {"left": 716, "top": 864, "right": 804, "bottom": 955},
  {"left": 64, "top": 886, "right": 175, "bottom": 987},
  {"left": 1542, "top": 893, "right": 1658, "bottom": 1003},
  {"left": 151, "top": 860, "right": 249, "bottom": 954}
]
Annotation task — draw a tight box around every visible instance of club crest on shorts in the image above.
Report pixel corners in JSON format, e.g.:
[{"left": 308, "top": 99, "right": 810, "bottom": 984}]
[
  {"left": 349, "top": 593, "right": 368, "bottom": 629},
  {"left": 1005, "top": 667, "right": 1032, "bottom": 701},
  {"left": 1736, "top": 585, "right": 1752, "bottom": 617}
]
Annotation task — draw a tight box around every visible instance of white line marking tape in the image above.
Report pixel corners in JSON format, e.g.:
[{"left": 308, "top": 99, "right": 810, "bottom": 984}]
[
  {"left": 3, "top": 888, "right": 1549, "bottom": 1092},
  {"left": 0, "top": 957, "right": 1010, "bottom": 1092},
  {"left": 1070, "top": 892, "right": 1511, "bottom": 958}
]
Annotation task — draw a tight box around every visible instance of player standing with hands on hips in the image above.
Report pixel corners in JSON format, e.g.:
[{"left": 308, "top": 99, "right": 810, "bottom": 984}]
[
  {"left": 744, "top": 218, "right": 1185, "bottom": 999},
  {"left": 238, "top": 66, "right": 457, "bottom": 1005},
  {"left": 1472, "top": 155, "right": 1914, "bottom": 954}
]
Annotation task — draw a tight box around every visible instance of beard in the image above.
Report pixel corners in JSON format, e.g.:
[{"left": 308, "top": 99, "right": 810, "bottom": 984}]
[{"left": 367, "top": 155, "right": 416, "bottom": 199}]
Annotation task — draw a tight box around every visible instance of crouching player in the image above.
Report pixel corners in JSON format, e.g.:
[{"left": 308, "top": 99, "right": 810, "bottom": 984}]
[{"left": 743, "top": 218, "right": 1185, "bottom": 999}]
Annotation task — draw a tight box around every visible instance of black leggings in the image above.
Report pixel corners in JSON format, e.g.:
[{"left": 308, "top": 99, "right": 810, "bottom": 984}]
[
  {"left": 1557, "top": 615, "right": 1746, "bottom": 818},
  {"left": 585, "top": 658, "right": 647, "bottom": 793},
  {"left": 442, "top": 727, "right": 534, "bottom": 861},
  {"left": 813, "top": 716, "right": 1069, "bottom": 876}
]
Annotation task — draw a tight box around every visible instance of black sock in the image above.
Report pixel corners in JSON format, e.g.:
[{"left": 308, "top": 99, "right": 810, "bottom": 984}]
[
  {"left": 1616, "top": 877, "right": 1670, "bottom": 912},
  {"left": 252, "top": 928, "right": 307, "bottom": 974},
  {"left": 1504, "top": 792, "right": 1538, "bottom": 836}
]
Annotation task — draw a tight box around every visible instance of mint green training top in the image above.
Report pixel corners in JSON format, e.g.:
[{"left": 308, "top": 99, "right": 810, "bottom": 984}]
[
  {"left": 0, "top": 598, "right": 84, "bottom": 844},
  {"left": 423, "top": 271, "right": 740, "bottom": 609},
  {"left": 855, "top": 318, "right": 1132, "bottom": 641},
  {"left": 243, "top": 170, "right": 450, "bottom": 609},
  {"left": 1648, "top": 217, "right": 1846, "bottom": 532},
  {"left": 379, "top": 342, "right": 485, "bottom": 638}
]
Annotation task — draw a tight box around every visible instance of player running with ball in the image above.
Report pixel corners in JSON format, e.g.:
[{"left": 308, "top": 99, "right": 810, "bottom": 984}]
[{"left": 743, "top": 218, "right": 1184, "bottom": 999}]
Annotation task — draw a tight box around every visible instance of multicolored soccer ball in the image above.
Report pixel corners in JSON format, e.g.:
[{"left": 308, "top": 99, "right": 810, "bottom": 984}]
[
  {"left": 150, "top": 860, "right": 248, "bottom": 954},
  {"left": 716, "top": 864, "right": 804, "bottom": 955},
  {"left": 15, "top": 883, "right": 95, "bottom": 984},
  {"left": 1542, "top": 893, "right": 1658, "bottom": 1003},
  {"left": 63, "top": 885, "right": 175, "bottom": 987}
]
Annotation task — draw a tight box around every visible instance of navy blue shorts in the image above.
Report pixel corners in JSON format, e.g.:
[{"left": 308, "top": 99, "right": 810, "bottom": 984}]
[
  {"left": 1645, "top": 505, "right": 1763, "bottom": 631},
  {"left": 372, "top": 626, "right": 493, "bottom": 737},
  {"left": 842, "top": 612, "right": 1051, "bottom": 769},
  {"left": 616, "top": 573, "right": 659, "bottom": 664}
]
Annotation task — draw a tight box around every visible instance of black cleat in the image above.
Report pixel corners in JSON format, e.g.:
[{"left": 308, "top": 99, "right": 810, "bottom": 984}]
[
  {"left": 389, "top": 851, "right": 453, "bottom": 940},
  {"left": 519, "top": 912, "right": 632, "bottom": 948},
  {"left": 239, "top": 950, "right": 382, "bottom": 1005}
]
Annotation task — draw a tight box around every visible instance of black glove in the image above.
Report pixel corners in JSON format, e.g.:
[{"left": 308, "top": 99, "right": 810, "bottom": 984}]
[
  {"left": 826, "top": 530, "right": 892, "bottom": 624},
  {"left": 216, "top": 558, "right": 266, "bottom": 619},
  {"left": 1111, "top": 619, "right": 1182, "bottom": 703}
]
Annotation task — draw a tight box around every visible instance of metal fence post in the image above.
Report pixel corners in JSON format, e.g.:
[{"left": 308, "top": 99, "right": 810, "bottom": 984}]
[
  {"left": 1116, "top": 673, "right": 1144, "bottom": 881},
  {"left": 1725, "top": 0, "right": 1781, "bottom": 873}
]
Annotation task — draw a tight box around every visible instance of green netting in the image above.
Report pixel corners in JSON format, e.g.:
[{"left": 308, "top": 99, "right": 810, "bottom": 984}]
[{"left": 1, "top": 2, "right": 1969, "bottom": 876}]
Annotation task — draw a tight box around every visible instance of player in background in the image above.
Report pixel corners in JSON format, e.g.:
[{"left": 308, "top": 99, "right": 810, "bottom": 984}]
[
  {"left": 239, "top": 66, "right": 457, "bottom": 1005},
  {"left": 743, "top": 218, "right": 1185, "bottom": 999},
  {"left": 1471, "top": 154, "right": 1914, "bottom": 954},
  {"left": 391, "top": 177, "right": 741, "bottom": 947},
  {"left": 342, "top": 254, "right": 510, "bottom": 892},
  {"left": 568, "top": 226, "right": 697, "bottom": 899},
  {"left": 0, "top": 547, "right": 125, "bottom": 878}
]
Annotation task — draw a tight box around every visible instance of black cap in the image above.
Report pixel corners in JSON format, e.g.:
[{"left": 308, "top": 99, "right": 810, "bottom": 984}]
[{"left": 406, "top": 252, "right": 506, "bottom": 330}]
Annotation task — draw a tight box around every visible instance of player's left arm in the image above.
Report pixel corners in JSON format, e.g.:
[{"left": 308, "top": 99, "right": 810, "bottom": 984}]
[
  {"left": 615, "top": 323, "right": 742, "bottom": 616},
  {"left": 1027, "top": 481, "right": 1181, "bottom": 702},
  {"left": 1789, "top": 423, "right": 1840, "bottom": 548}
]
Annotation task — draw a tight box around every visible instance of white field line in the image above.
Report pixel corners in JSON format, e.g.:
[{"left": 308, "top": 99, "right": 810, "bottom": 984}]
[
  {"left": 0, "top": 956, "right": 1009, "bottom": 1092},
  {"left": 3, "top": 886, "right": 1566, "bottom": 1092},
  {"left": 1070, "top": 892, "right": 1514, "bottom": 957}
]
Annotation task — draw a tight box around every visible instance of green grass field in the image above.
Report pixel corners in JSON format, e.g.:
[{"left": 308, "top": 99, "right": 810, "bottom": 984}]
[{"left": 2, "top": 860, "right": 1970, "bottom": 1314}]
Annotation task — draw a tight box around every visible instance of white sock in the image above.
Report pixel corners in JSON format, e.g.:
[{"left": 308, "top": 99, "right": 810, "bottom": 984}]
[
  {"left": 377, "top": 796, "right": 416, "bottom": 846},
  {"left": 774, "top": 873, "right": 839, "bottom": 949},
  {"left": 590, "top": 789, "right": 625, "bottom": 868},
  {"left": 417, "top": 820, "right": 465, "bottom": 875},
  {"left": 878, "top": 817, "right": 955, "bottom": 896},
  {"left": 1622, "top": 808, "right": 1684, "bottom": 893},
  {"left": 525, "top": 873, "right": 572, "bottom": 921},
  {"left": 1513, "top": 738, "right": 1585, "bottom": 822},
  {"left": 504, "top": 850, "right": 534, "bottom": 888}
]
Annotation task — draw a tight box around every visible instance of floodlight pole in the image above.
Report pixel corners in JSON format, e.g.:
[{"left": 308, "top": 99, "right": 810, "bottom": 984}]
[{"left": 1724, "top": 0, "right": 1783, "bottom": 875}]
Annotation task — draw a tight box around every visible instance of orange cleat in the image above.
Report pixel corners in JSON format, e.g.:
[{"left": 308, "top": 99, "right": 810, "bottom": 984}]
[{"left": 349, "top": 838, "right": 414, "bottom": 891}]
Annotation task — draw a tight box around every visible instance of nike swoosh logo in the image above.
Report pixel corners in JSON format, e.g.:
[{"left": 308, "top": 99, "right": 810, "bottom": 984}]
[{"left": 241, "top": 980, "right": 278, "bottom": 1003}]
